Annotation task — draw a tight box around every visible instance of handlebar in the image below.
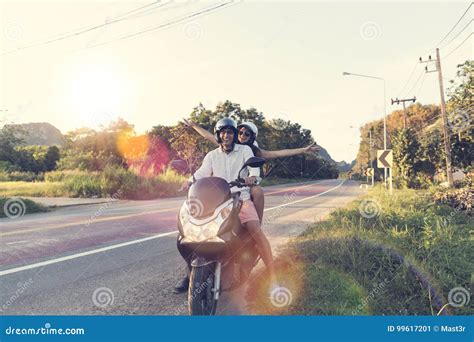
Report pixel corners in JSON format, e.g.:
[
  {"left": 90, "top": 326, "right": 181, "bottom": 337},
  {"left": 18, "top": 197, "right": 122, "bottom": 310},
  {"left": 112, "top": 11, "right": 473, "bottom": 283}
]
[
  {"left": 228, "top": 179, "right": 245, "bottom": 188},
  {"left": 229, "top": 178, "right": 258, "bottom": 188}
]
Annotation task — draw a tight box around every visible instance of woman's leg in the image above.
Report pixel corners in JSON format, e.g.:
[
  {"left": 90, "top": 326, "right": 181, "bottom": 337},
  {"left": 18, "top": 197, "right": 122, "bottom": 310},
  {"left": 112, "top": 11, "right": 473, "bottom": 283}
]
[{"left": 250, "top": 186, "right": 264, "bottom": 223}]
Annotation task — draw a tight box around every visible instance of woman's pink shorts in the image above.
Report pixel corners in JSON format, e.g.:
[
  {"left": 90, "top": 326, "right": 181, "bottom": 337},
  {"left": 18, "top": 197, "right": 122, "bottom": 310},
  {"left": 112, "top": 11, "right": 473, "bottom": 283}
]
[{"left": 238, "top": 200, "right": 260, "bottom": 224}]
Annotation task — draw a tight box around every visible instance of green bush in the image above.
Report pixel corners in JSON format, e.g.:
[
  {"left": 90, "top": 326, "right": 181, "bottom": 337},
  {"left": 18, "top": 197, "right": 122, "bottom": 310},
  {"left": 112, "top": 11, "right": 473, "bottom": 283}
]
[
  {"left": 0, "top": 161, "right": 21, "bottom": 172},
  {"left": 100, "top": 165, "right": 137, "bottom": 197},
  {"left": 0, "top": 197, "right": 48, "bottom": 217},
  {"left": 408, "top": 173, "right": 434, "bottom": 189},
  {"left": 0, "top": 172, "right": 9, "bottom": 182},
  {"left": 432, "top": 176, "right": 472, "bottom": 213},
  {"left": 433, "top": 186, "right": 473, "bottom": 213},
  {"left": 63, "top": 174, "right": 102, "bottom": 197}
]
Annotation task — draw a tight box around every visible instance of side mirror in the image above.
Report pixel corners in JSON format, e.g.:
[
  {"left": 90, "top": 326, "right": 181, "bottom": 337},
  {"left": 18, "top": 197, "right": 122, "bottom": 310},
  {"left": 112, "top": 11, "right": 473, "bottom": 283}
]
[
  {"left": 238, "top": 157, "right": 265, "bottom": 178},
  {"left": 243, "top": 157, "right": 265, "bottom": 169}
]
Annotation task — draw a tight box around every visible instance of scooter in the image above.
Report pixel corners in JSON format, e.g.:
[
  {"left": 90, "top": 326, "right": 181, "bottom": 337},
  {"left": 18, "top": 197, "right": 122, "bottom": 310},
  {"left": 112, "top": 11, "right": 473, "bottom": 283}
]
[{"left": 175, "top": 157, "right": 265, "bottom": 315}]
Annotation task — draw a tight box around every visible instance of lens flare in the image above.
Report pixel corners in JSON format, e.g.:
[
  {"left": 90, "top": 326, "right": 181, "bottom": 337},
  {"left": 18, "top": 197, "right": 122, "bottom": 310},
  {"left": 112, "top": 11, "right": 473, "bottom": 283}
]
[
  {"left": 245, "top": 254, "right": 304, "bottom": 314},
  {"left": 117, "top": 131, "right": 170, "bottom": 176}
]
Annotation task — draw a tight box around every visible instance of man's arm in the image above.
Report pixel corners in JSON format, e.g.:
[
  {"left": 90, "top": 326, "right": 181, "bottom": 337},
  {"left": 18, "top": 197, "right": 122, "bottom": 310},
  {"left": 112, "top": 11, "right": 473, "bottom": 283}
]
[
  {"left": 181, "top": 152, "right": 213, "bottom": 191},
  {"left": 191, "top": 152, "right": 213, "bottom": 181},
  {"left": 183, "top": 119, "right": 218, "bottom": 145},
  {"left": 259, "top": 143, "right": 320, "bottom": 159}
]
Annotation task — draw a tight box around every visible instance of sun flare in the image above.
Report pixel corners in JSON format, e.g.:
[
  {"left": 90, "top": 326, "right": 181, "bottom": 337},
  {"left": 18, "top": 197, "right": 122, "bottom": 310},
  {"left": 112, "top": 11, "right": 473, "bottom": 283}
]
[{"left": 62, "top": 63, "right": 129, "bottom": 128}]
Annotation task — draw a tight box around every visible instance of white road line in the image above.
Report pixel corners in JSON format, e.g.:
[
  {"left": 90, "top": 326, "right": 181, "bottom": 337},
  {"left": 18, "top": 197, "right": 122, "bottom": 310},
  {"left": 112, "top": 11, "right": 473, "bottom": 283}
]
[
  {"left": 264, "top": 180, "right": 345, "bottom": 212},
  {"left": 0, "top": 231, "right": 177, "bottom": 277},
  {"left": 6, "top": 240, "right": 30, "bottom": 245},
  {"left": 0, "top": 180, "right": 346, "bottom": 277}
]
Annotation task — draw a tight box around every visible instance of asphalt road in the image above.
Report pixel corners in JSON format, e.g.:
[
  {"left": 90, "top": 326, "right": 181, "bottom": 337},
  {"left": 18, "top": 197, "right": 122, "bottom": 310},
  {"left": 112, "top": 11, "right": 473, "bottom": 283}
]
[{"left": 0, "top": 179, "right": 362, "bottom": 315}]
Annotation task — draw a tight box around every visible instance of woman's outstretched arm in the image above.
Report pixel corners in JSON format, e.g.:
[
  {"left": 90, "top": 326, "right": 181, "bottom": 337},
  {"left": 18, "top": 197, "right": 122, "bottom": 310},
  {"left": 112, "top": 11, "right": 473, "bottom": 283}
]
[
  {"left": 259, "top": 142, "right": 320, "bottom": 159},
  {"left": 183, "top": 119, "right": 218, "bottom": 145}
]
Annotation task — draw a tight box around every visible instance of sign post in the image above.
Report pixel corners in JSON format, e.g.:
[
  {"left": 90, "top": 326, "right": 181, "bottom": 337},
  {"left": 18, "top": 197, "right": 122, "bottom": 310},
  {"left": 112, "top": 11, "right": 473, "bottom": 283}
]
[
  {"left": 365, "top": 168, "right": 374, "bottom": 187},
  {"left": 377, "top": 150, "right": 393, "bottom": 194}
]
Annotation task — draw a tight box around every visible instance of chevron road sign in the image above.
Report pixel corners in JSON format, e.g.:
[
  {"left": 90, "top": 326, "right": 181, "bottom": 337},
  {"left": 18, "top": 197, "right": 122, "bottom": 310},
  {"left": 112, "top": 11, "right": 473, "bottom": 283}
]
[
  {"left": 365, "top": 168, "right": 374, "bottom": 176},
  {"left": 377, "top": 150, "right": 393, "bottom": 168}
]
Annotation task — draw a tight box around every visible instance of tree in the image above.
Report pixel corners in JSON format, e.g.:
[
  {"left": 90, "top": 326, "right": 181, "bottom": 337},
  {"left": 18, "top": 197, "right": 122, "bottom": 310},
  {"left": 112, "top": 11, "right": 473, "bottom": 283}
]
[
  {"left": 446, "top": 60, "right": 473, "bottom": 171},
  {"left": 44, "top": 146, "right": 60, "bottom": 171},
  {"left": 0, "top": 125, "right": 24, "bottom": 164},
  {"left": 392, "top": 128, "right": 420, "bottom": 187},
  {"left": 262, "top": 119, "right": 315, "bottom": 178},
  {"left": 60, "top": 118, "right": 133, "bottom": 171},
  {"left": 150, "top": 101, "right": 337, "bottom": 179},
  {"left": 416, "top": 128, "right": 444, "bottom": 178},
  {"left": 169, "top": 122, "right": 213, "bottom": 173}
]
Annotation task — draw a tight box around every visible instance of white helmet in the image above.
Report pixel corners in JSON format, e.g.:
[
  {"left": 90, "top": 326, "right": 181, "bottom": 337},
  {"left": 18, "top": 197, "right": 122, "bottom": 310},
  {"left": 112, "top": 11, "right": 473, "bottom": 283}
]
[{"left": 238, "top": 121, "right": 258, "bottom": 138}]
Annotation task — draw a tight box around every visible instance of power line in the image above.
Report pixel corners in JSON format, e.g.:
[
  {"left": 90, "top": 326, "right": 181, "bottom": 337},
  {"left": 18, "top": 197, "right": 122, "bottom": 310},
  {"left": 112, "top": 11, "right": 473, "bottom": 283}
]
[
  {"left": 413, "top": 114, "right": 441, "bottom": 132},
  {"left": 443, "top": 32, "right": 474, "bottom": 59},
  {"left": 415, "top": 72, "right": 427, "bottom": 95},
  {"left": 411, "top": 119, "right": 442, "bottom": 140},
  {"left": 30, "top": 2, "right": 162, "bottom": 41},
  {"left": 1, "top": 1, "right": 171, "bottom": 56},
  {"left": 397, "top": 4, "right": 472, "bottom": 102},
  {"left": 118, "top": 1, "right": 189, "bottom": 21},
  {"left": 413, "top": 109, "right": 474, "bottom": 143},
  {"left": 435, "top": 2, "right": 473, "bottom": 47},
  {"left": 396, "top": 62, "right": 419, "bottom": 98},
  {"left": 439, "top": 18, "right": 473, "bottom": 50},
  {"left": 81, "top": 2, "right": 235, "bottom": 51},
  {"left": 405, "top": 69, "right": 424, "bottom": 98},
  {"left": 113, "top": 1, "right": 163, "bottom": 20}
]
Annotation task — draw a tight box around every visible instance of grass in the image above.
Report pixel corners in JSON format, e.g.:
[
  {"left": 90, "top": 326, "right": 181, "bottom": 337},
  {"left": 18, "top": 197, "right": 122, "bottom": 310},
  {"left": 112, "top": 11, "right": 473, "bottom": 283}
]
[
  {"left": 0, "top": 171, "right": 43, "bottom": 182},
  {"left": 246, "top": 186, "right": 473, "bottom": 315},
  {"left": 304, "top": 265, "right": 369, "bottom": 315},
  {"left": 0, "top": 197, "right": 48, "bottom": 218},
  {"left": 0, "top": 181, "right": 66, "bottom": 197},
  {"left": 0, "top": 167, "right": 188, "bottom": 199},
  {"left": 0, "top": 168, "right": 314, "bottom": 199}
]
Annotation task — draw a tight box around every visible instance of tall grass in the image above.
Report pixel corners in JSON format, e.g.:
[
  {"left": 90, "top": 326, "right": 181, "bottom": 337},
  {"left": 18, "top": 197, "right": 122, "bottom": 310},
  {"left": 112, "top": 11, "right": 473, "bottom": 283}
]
[
  {"left": 0, "top": 166, "right": 187, "bottom": 199},
  {"left": 0, "top": 171, "right": 43, "bottom": 182},
  {"left": 246, "top": 186, "right": 473, "bottom": 315},
  {"left": 0, "top": 182, "right": 66, "bottom": 197}
]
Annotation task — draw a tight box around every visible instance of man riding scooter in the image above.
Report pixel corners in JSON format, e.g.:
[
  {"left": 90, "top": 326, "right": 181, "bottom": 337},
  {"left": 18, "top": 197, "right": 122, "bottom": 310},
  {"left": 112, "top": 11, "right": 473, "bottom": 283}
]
[
  {"left": 174, "top": 118, "right": 276, "bottom": 293},
  {"left": 183, "top": 118, "right": 320, "bottom": 224}
]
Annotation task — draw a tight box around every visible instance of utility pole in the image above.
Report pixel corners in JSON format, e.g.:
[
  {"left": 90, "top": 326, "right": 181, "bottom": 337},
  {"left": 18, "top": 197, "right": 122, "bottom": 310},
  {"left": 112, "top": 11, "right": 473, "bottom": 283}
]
[
  {"left": 369, "top": 128, "right": 374, "bottom": 186},
  {"left": 419, "top": 49, "right": 454, "bottom": 186},
  {"left": 391, "top": 97, "right": 416, "bottom": 129}
]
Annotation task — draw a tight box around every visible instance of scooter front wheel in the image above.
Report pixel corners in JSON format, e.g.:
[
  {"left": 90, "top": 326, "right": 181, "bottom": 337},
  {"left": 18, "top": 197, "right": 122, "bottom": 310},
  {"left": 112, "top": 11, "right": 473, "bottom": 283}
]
[{"left": 188, "top": 263, "right": 218, "bottom": 315}]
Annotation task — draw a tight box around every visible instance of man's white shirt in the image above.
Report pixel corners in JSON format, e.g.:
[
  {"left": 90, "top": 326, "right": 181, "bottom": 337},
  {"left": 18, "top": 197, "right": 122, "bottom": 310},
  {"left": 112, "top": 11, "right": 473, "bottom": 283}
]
[{"left": 191, "top": 144, "right": 260, "bottom": 201}]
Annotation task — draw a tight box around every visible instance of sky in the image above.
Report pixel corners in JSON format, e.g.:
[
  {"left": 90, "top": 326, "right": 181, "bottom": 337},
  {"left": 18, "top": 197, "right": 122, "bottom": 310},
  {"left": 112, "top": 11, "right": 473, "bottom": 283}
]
[{"left": 0, "top": 0, "right": 472, "bottom": 162}]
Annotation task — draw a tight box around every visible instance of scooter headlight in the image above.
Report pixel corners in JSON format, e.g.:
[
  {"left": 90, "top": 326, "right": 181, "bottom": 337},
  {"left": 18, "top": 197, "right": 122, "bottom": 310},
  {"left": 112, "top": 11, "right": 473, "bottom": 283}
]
[
  {"left": 179, "top": 202, "right": 190, "bottom": 225},
  {"left": 180, "top": 199, "right": 232, "bottom": 243},
  {"left": 183, "top": 220, "right": 221, "bottom": 242},
  {"left": 200, "top": 221, "right": 221, "bottom": 239}
]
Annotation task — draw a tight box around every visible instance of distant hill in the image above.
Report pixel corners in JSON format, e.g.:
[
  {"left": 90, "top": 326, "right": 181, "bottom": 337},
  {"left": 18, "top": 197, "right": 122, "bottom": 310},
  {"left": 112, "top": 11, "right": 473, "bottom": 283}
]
[
  {"left": 316, "top": 146, "right": 333, "bottom": 162},
  {"left": 337, "top": 160, "right": 355, "bottom": 172},
  {"left": 6, "top": 122, "right": 65, "bottom": 146}
]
